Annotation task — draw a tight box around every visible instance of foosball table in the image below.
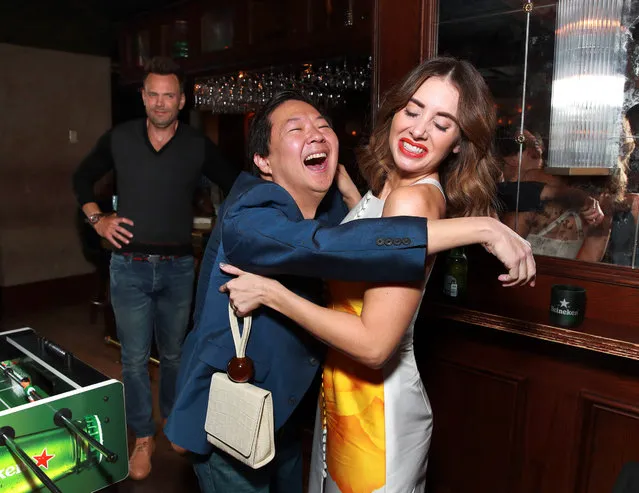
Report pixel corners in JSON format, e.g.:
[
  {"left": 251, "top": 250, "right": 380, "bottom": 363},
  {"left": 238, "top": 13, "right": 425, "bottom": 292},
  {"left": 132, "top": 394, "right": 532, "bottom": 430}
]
[{"left": 0, "top": 328, "right": 128, "bottom": 492}]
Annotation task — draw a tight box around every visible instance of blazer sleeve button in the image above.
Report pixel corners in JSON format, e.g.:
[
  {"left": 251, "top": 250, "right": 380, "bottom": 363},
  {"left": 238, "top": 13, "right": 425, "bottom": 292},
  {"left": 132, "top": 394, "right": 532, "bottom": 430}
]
[
  {"left": 376, "top": 238, "right": 385, "bottom": 246},
  {"left": 402, "top": 238, "right": 411, "bottom": 245},
  {"left": 384, "top": 239, "right": 393, "bottom": 246}
]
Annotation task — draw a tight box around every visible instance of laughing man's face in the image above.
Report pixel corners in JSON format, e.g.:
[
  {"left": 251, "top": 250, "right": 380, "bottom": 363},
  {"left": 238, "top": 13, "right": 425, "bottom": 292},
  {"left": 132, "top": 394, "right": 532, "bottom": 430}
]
[{"left": 253, "top": 100, "right": 339, "bottom": 205}]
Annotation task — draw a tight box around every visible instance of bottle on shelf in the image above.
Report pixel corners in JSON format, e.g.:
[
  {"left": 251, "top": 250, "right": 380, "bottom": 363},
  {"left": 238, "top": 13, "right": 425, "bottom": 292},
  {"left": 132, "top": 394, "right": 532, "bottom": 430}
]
[{"left": 442, "top": 247, "right": 467, "bottom": 301}]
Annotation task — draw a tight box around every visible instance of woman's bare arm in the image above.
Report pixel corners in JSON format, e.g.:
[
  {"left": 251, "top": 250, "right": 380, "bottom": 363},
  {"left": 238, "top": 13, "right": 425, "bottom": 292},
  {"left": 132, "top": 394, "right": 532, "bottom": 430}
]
[{"left": 222, "top": 185, "right": 444, "bottom": 368}]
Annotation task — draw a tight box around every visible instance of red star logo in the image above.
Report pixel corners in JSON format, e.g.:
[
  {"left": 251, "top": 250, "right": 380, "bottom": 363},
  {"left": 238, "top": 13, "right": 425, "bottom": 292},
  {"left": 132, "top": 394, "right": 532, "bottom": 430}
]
[{"left": 33, "top": 448, "right": 55, "bottom": 469}]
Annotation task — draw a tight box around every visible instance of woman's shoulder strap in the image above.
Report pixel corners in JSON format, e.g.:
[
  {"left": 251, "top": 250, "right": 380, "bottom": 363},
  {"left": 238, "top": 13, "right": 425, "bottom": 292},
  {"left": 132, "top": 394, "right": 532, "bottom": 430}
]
[{"left": 412, "top": 177, "right": 445, "bottom": 200}]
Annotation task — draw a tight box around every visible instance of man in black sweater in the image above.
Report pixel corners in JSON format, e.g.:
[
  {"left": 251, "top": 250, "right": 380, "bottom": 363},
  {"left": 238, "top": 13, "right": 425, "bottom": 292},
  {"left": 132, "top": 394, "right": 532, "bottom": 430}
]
[{"left": 72, "top": 57, "right": 238, "bottom": 481}]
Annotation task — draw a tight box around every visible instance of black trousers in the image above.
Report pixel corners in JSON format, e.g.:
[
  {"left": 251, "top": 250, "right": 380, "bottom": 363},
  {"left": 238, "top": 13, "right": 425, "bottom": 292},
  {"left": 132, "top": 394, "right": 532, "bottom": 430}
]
[{"left": 613, "top": 462, "right": 639, "bottom": 493}]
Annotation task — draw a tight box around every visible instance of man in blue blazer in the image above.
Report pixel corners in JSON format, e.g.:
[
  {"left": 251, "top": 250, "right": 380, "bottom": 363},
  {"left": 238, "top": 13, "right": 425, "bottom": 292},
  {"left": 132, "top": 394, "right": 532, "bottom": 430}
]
[{"left": 165, "top": 90, "right": 534, "bottom": 492}]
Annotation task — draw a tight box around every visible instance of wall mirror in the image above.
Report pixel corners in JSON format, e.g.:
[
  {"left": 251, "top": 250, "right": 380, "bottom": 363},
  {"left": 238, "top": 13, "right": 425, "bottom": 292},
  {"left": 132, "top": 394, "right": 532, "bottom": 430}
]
[{"left": 437, "top": 0, "right": 639, "bottom": 269}]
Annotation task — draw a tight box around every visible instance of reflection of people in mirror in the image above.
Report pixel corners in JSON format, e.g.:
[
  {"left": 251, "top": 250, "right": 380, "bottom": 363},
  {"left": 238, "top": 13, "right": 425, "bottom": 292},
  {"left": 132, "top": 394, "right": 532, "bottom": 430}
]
[
  {"left": 496, "top": 125, "right": 605, "bottom": 260},
  {"left": 576, "top": 115, "right": 639, "bottom": 266}
]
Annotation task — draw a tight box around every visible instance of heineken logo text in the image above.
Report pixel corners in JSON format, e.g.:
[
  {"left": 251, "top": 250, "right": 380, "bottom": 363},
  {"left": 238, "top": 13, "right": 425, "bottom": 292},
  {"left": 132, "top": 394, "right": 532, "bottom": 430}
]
[
  {"left": 550, "top": 305, "right": 579, "bottom": 316},
  {"left": 0, "top": 463, "right": 24, "bottom": 479},
  {"left": 0, "top": 448, "right": 55, "bottom": 479},
  {"left": 551, "top": 298, "right": 579, "bottom": 316}
]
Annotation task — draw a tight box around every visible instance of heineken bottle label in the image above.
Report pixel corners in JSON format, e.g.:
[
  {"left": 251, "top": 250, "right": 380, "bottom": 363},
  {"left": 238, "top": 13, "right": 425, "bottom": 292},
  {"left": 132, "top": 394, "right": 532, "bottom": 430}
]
[{"left": 444, "top": 275, "right": 458, "bottom": 297}]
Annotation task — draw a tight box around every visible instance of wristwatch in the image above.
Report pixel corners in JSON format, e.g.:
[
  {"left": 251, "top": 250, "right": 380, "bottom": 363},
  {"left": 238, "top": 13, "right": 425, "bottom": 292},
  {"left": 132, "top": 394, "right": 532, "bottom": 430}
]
[{"left": 86, "top": 213, "right": 105, "bottom": 225}]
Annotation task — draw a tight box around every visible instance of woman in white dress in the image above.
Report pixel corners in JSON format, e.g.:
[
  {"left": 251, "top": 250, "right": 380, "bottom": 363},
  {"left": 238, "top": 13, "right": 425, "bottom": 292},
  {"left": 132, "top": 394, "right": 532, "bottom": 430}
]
[{"left": 220, "top": 57, "right": 533, "bottom": 493}]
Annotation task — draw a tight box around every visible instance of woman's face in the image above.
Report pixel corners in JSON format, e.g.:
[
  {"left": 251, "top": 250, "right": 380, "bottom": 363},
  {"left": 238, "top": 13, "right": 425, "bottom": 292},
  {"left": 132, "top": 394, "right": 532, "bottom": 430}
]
[{"left": 389, "top": 76, "right": 461, "bottom": 179}]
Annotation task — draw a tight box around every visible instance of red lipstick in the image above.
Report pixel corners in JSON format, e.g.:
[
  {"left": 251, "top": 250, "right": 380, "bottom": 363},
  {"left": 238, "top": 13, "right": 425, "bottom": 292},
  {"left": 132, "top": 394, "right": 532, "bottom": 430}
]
[{"left": 398, "top": 138, "right": 428, "bottom": 158}]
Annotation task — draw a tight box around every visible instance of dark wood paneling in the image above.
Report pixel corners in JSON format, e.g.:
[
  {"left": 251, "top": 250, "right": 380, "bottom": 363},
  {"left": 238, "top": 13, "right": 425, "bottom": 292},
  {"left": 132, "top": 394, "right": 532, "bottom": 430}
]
[
  {"left": 370, "top": 0, "right": 437, "bottom": 114},
  {"left": 424, "top": 360, "right": 527, "bottom": 493},
  {"left": 421, "top": 0, "right": 438, "bottom": 59},
  {"left": 0, "top": 273, "right": 96, "bottom": 322},
  {"left": 117, "top": 0, "right": 373, "bottom": 84},
  {"left": 423, "top": 303, "right": 639, "bottom": 361},
  {"left": 575, "top": 392, "right": 639, "bottom": 493},
  {"left": 248, "top": 0, "right": 289, "bottom": 45},
  {"left": 417, "top": 318, "right": 639, "bottom": 493},
  {"left": 425, "top": 246, "right": 639, "bottom": 356},
  {"left": 372, "top": 0, "right": 423, "bottom": 108},
  {"left": 537, "top": 255, "right": 639, "bottom": 289}
]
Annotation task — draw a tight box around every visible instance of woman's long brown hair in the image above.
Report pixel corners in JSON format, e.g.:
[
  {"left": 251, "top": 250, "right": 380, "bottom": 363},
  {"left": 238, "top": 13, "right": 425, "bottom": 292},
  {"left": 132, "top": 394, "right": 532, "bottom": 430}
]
[{"left": 358, "top": 57, "right": 502, "bottom": 217}]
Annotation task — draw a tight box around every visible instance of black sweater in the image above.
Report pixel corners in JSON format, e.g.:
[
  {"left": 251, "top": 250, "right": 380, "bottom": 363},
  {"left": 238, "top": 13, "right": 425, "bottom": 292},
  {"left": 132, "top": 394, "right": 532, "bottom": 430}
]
[{"left": 72, "top": 119, "right": 239, "bottom": 255}]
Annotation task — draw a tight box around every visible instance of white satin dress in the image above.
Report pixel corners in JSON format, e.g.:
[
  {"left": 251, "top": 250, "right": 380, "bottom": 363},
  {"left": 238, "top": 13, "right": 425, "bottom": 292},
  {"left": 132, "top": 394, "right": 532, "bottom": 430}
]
[{"left": 308, "top": 177, "right": 444, "bottom": 493}]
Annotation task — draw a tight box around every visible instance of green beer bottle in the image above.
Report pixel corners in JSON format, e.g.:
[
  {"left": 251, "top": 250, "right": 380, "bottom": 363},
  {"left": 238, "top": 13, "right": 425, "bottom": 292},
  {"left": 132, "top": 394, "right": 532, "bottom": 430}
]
[
  {"left": 443, "top": 247, "right": 468, "bottom": 300},
  {"left": 0, "top": 415, "right": 102, "bottom": 493}
]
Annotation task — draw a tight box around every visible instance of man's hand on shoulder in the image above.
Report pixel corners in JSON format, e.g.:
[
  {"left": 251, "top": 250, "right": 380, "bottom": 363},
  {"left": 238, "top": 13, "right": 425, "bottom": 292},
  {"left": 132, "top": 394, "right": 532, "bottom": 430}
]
[{"left": 94, "top": 214, "right": 134, "bottom": 248}]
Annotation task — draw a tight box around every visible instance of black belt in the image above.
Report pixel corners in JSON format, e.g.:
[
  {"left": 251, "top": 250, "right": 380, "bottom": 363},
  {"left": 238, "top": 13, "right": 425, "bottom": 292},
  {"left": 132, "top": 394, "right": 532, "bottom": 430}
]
[{"left": 120, "top": 253, "right": 185, "bottom": 262}]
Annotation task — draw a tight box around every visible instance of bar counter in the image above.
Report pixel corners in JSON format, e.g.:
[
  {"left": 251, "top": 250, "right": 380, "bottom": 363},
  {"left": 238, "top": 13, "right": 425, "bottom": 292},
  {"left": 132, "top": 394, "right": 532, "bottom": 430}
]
[{"left": 416, "top": 247, "right": 639, "bottom": 493}]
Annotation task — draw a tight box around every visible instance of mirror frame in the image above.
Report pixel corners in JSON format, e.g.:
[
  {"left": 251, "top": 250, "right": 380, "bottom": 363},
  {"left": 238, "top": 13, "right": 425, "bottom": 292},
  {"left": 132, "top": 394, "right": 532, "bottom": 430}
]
[{"left": 537, "top": 252, "right": 639, "bottom": 287}]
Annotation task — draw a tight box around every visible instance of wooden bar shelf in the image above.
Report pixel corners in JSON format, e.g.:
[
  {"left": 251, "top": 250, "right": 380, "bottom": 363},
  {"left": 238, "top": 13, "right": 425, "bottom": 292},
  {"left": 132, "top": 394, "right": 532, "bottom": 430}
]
[{"left": 423, "top": 301, "right": 639, "bottom": 362}]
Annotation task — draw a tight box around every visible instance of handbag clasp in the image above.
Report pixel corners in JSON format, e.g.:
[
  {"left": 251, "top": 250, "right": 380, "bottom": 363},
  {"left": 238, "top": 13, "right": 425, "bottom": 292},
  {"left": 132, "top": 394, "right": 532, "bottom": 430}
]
[{"left": 227, "top": 356, "right": 255, "bottom": 383}]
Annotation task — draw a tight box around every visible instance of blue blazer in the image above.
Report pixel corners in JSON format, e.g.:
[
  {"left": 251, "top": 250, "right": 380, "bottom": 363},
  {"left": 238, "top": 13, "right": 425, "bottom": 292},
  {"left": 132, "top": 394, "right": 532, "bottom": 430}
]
[{"left": 165, "top": 172, "right": 429, "bottom": 455}]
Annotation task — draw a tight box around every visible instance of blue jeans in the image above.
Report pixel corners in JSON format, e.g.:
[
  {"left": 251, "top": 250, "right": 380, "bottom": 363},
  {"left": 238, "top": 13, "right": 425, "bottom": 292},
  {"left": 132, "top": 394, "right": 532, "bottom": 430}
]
[
  {"left": 110, "top": 253, "right": 194, "bottom": 438},
  {"left": 192, "top": 417, "right": 303, "bottom": 493}
]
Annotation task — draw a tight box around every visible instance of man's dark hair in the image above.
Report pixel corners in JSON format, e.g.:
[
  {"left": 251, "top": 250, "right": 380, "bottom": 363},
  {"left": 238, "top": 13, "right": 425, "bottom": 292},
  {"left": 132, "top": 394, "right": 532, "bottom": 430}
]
[
  {"left": 143, "top": 57, "right": 185, "bottom": 93},
  {"left": 247, "top": 90, "right": 318, "bottom": 175}
]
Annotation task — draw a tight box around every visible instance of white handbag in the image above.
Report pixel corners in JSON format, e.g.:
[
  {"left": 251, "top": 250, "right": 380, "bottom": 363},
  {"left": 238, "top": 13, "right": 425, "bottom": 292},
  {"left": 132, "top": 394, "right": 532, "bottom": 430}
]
[{"left": 204, "top": 304, "right": 276, "bottom": 469}]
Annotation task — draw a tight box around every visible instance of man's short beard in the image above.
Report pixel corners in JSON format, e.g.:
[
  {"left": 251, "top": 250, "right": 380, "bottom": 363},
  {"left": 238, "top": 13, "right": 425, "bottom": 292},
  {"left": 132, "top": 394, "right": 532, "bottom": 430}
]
[{"left": 148, "top": 114, "right": 177, "bottom": 129}]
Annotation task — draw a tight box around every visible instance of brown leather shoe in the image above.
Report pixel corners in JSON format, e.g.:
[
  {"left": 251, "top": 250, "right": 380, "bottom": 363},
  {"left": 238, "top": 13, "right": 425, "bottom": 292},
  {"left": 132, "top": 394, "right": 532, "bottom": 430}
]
[{"left": 129, "top": 436, "right": 155, "bottom": 480}]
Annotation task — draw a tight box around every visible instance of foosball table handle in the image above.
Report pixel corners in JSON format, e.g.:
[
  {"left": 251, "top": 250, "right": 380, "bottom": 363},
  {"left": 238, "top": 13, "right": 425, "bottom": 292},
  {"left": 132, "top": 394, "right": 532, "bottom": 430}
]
[
  {"left": 54, "top": 409, "right": 118, "bottom": 463},
  {"left": 0, "top": 426, "right": 63, "bottom": 493},
  {"left": 38, "top": 337, "right": 73, "bottom": 371}
]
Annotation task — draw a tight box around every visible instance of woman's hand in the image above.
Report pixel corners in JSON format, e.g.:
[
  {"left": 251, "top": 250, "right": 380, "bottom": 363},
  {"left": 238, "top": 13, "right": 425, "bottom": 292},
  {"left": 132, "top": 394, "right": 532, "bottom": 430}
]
[
  {"left": 480, "top": 218, "right": 536, "bottom": 287},
  {"left": 335, "top": 164, "right": 362, "bottom": 209},
  {"left": 218, "top": 263, "right": 278, "bottom": 317},
  {"left": 580, "top": 197, "right": 605, "bottom": 227}
]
